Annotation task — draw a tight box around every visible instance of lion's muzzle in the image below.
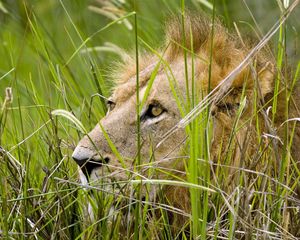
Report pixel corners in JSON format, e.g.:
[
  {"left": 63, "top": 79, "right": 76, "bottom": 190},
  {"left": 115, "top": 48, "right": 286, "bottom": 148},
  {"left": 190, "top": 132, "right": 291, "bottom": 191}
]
[{"left": 72, "top": 145, "right": 109, "bottom": 178}]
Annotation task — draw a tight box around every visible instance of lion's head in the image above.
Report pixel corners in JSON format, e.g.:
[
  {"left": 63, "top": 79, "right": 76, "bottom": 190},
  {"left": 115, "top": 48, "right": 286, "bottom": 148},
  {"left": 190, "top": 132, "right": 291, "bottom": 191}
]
[{"left": 72, "top": 13, "right": 300, "bottom": 236}]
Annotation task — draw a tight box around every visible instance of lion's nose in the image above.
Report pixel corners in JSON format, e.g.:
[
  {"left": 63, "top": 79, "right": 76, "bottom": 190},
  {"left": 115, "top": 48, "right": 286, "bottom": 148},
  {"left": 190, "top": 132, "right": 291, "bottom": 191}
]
[
  {"left": 72, "top": 146, "right": 110, "bottom": 177},
  {"left": 72, "top": 146, "right": 95, "bottom": 165}
]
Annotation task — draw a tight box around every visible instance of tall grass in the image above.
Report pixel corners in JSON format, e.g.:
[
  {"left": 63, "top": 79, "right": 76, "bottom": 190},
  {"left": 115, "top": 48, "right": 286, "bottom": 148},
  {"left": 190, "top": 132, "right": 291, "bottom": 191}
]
[{"left": 0, "top": 0, "right": 300, "bottom": 239}]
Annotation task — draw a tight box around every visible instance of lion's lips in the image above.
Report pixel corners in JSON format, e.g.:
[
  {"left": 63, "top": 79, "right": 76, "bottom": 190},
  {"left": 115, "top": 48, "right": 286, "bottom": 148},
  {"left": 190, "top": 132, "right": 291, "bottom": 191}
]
[
  {"left": 79, "top": 161, "right": 103, "bottom": 177},
  {"left": 72, "top": 146, "right": 104, "bottom": 177},
  {"left": 72, "top": 145, "right": 114, "bottom": 179}
]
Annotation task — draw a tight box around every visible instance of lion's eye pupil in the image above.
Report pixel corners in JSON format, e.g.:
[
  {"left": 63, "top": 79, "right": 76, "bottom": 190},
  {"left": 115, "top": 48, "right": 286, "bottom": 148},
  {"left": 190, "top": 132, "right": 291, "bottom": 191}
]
[
  {"left": 141, "top": 103, "right": 165, "bottom": 121},
  {"left": 151, "top": 106, "right": 163, "bottom": 117},
  {"left": 147, "top": 104, "right": 165, "bottom": 118}
]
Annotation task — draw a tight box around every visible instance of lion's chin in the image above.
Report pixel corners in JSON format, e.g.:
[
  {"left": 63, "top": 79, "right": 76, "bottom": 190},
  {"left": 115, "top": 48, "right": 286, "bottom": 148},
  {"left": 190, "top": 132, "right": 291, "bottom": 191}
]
[{"left": 81, "top": 167, "right": 157, "bottom": 195}]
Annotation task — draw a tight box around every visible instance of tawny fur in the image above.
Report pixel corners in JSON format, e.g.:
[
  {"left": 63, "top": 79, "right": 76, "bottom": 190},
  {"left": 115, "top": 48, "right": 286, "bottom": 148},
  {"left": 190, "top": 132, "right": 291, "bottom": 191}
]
[{"left": 73, "top": 13, "right": 300, "bottom": 238}]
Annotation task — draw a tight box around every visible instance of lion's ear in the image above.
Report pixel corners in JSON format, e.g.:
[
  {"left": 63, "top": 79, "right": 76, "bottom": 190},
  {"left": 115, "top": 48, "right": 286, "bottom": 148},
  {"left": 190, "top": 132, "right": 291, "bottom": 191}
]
[{"left": 258, "top": 62, "right": 275, "bottom": 97}]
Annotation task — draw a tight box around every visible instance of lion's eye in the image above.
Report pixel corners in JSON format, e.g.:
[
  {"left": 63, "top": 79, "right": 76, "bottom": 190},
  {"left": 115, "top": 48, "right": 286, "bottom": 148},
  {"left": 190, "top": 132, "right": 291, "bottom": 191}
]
[
  {"left": 144, "top": 104, "right": 165, "bottom": 119},
  {"left": 150, "top": 105, "right": 164, "bottom": 117}
]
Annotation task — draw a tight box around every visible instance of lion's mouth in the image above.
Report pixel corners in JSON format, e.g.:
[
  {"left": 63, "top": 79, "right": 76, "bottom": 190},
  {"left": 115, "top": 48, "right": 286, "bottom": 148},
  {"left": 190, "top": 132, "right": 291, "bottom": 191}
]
[
  {"left": 77, "top": 162, "right": 158, "bottom": 209},
  {"left": 78, "top": 160, "right": 103, "bottom": 179}
]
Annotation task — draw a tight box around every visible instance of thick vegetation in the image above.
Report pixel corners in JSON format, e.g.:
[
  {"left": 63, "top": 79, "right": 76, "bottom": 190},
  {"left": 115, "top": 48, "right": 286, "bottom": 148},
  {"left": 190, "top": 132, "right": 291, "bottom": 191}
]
[{"left": 0, "top": 0, "right": 299, "bottom": 239}]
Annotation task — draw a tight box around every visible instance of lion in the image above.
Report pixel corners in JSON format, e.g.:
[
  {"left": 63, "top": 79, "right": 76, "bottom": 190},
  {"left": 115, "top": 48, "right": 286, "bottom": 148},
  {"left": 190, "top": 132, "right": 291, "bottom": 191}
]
[{"left": 72, "top": 14, "right": 300, "bottom": 238}]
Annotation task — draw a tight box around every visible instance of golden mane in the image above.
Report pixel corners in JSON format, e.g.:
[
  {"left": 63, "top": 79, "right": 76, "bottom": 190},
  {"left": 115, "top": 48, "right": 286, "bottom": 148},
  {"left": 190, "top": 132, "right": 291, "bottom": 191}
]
[{"left": 111, "top": 13, "right": 274, "bottom": 103}]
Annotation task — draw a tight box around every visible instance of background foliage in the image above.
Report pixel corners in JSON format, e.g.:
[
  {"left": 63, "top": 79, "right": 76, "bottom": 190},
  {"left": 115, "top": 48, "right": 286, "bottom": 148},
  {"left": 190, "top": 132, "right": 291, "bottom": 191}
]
[{"left": 0, "top": 0, "right": 299, "bottom": 239}]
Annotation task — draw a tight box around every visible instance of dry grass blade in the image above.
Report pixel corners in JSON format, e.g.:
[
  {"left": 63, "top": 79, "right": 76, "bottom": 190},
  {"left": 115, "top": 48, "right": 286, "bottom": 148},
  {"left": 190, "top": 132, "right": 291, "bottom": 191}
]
[
  {"left": 51, "top": 109, "right": 87, "bottom": 134},
  {"left": 129, "top": 179, "right": 216, "bottom": 193}
]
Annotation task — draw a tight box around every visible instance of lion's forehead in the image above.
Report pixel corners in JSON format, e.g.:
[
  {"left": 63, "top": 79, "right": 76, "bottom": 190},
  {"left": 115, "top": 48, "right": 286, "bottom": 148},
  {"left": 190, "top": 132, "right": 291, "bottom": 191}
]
[
  {"left": 112, "top": 59, "right": 193, "bottom": 104},
  {"left": 111, "top": 52, "right": 251, "bottom": 109}
]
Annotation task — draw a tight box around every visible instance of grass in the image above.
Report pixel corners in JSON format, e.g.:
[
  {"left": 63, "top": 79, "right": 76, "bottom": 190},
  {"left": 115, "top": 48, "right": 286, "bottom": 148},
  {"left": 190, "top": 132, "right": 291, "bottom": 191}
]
[{"left": 1, "top": 0, "right": 300, "bottom": 239}]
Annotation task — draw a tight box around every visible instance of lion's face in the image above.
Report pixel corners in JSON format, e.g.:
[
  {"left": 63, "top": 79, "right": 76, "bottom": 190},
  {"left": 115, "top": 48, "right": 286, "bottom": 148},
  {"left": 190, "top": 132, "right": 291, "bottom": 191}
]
[
  {"left": 72, "top": 14, "right": 275, "bottom": 201},
  {"left": 72, "top": 58, "right": 189, "bottom": 185}
]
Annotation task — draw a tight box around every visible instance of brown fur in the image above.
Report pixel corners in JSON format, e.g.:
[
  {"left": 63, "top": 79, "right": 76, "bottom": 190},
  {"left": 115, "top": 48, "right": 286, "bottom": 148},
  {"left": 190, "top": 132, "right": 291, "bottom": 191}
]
[{"left": 72, "top": 13, "right": 300, "bottom": 238}]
